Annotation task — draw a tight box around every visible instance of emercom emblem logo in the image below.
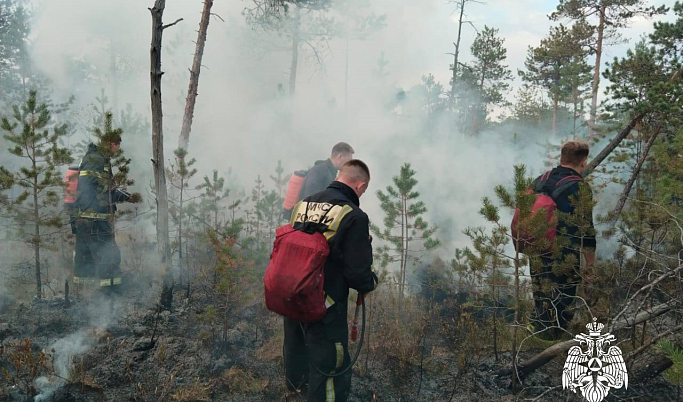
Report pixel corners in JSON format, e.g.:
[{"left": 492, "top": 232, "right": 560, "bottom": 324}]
[{"left": 562, "top": 318, "right": 628, "bottom": 402}]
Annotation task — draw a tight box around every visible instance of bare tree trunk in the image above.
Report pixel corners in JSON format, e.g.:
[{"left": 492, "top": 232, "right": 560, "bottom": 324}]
[
  {"left": 510, "top": 252, "right": 521, "bottom": 392},
  {"left": 178, "top": 0, "right": 213, "bottom": 150},
  {"left": 588, "top": 5, "right": 605, "bottom": 137},
  {"left": 110, "top": 41, "right": 119, "bottom": 117},
  {"left": 551, "top": 93, "right": 558, "bottom": 136},
  {"left": 583, "top": 112, "right": 645, "bottom": 177},
  {"left": 344, "top": 35, "right": 349, "bottom": 114},
  {"left": 612, "top": 130, "right": 660, "bottom": 217},
  {"left": 289, "top": 6, "right": 300, "bottom": 96},
  {"left": 149, "top": 0, "right": 181, "bottom": 310},
  {"left": 450, "top": 0, "right": 465, "bottom": 107},
  {"left": 33, "top": 169, "right": 41, "bottom": 299}
]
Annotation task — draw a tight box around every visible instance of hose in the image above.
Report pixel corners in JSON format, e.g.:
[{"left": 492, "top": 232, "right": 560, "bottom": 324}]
[{"left": 300, "top": 293, "right": 366, "bottom": 378}]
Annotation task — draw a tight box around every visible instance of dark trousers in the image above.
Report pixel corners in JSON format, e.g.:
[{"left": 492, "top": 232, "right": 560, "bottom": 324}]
[
  {"left": 531, "top": 251, "right": 581, "bottom": 339},
  {"left": 284, "top": 302, "right": 351, "bottom": 402},
  {"left": 74, "top": 219, "right": 121, "bottom": 287}
]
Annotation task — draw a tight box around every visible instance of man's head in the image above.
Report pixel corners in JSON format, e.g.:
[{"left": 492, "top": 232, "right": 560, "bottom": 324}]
[
  {"left": 330, "top": 142, "right": 355, "bottom": 170},
  {"left": 560, "top": 140, "right": 590, "bottom": 172},
  {"left": 100, "top": 130, "right": 122, "bottom": 155},
  {"left": 337, "top": 159, "right": 370, "bottom": 198},
  {"left": 107, "top": 140, "right": 121, "bottom": 154}
]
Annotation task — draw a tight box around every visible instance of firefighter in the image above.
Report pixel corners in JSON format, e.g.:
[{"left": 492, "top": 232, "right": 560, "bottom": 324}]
[
  {"left": 73, "top": 135, "right": 139, "bottom": 290},
  {"left": 530, "top": 140, "right": 596, "bottom": 339},
  {"left": 284, "top": 160, "right": 378, "bottom": 402},
  {"left": 298, "top": 142, "right": 355, "bottom": 201}
]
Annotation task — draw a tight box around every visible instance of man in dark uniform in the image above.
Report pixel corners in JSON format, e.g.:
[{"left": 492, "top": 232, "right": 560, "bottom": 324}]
[
  {"left": 284, "top": 160, "right": 378, "bottom": 402},
  {"left": 299, "top": 142, "right": 355, "bottom": 201},
  {"left": 74, "top": 135, "right": 138, "bottom": 290},
  {"left": 531, "top": 140, "right": 596, "bottom": 339}
]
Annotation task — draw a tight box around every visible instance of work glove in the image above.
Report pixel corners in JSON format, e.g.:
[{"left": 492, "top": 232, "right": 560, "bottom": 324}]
[{"left": 128, "top": 192, "right": 143, "bottom": 204}]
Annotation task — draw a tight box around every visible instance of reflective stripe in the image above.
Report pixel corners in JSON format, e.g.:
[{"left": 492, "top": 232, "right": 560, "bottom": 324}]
[
  {"left": 323, "top": 205, "right": 353, "bottom": 240},
  {"left": 326, "top": 377, "right": 335, "bottom": 402},
  {"left": 78, "top": 212, "right": 111, "bottom": 220},
  {"left": 73, "top": 276, "right": 98, "bottom": 285},
  {"left": 325, "top": 294, "right": 335, "bottom": 309},
  {"left": 99, "top": 277, "right": 122, "bottom": 287},
  {"left": 74, "top": 276, "right": 121, "bottom": 287},
  {"left": 334, "top": 342, "right": 344, "bottom": 370},
  {"left": 79, "top": 170, "right": 108, "bottom": 179}
]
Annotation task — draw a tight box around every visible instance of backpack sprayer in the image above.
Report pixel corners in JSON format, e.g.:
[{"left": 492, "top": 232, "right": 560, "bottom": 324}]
[{"left": 302, "top": 292, "right": 366, "bottom": 378}]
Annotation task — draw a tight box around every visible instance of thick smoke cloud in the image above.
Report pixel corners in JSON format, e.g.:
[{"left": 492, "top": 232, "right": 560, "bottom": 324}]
[{"left": 22, "top": 0, "right": 677, "bottom": 259}]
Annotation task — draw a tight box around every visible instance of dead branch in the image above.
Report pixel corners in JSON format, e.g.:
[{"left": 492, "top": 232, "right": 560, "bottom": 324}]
[
  {"left": 583, "top": 112, "right": 645, "bottom": 177},
  {"left": 611, "top": 129, "right": 661, "bottom": 218},
  {"left": 500, "top": 301, "right": 676, "bottom": 381}
]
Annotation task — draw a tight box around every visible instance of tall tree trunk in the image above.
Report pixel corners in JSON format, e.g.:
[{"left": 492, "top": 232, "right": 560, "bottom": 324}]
[
  {"left": 110, "top": 41, "right": 119, "bottom": 117},
  {"left": 149, "top": 0, "right": 181, "bottom": 310},
  {"left": 472, "top": 71, "right": 485, "bottom": 135},
  {"left": 588, "top": 5, "right": 606, "bottom": 137},
  {"left": 510, "top": 252, "right": 521, "bottom": 392},
  {"left": 450, "top": 0, "right": 465, "bottom": 108},
  {"left": 178, "top": 0, "right": 213, "bottom": 150},
  {"left": 289, "top": 6, "right": 300, "bottom": 96},
  {"left": 33, "top": 168, "right": 41, "bottom": 299},
  {"left": 344, "top": 35, "right": 349, "bottom": 114},
  {"left": 552, "top": 93, "right": 558, "bottom": 136}
]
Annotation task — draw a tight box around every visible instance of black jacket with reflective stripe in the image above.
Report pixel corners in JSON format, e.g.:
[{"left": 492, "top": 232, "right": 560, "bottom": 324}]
[
  {"left": 289, "top": 181, "right": 378, "bottom": 307},
  {"left": 75, "top": 143, "right": 129, "bottom": 219}
]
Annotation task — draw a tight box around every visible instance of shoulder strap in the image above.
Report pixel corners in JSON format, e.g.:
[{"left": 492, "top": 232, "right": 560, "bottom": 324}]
[
  {"left": 550, "top": 175, "right": 583, "bottom": 200},
  {"left": 534, "top": 171, "right": 552, "bottom": 193}
]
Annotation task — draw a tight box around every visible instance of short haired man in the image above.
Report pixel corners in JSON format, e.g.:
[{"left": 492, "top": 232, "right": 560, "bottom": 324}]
[
  {"left": 531, "top": 140, "right": 596, "bottom": 339},
  {"left": 298, "top": 142, "right": 355, "bottom": 201},
  {"left": 73, "top": 135, "right": 138, "bottom": 290},
  {"left": 284, "top": 160, "right": 378, "bottom": 402}
]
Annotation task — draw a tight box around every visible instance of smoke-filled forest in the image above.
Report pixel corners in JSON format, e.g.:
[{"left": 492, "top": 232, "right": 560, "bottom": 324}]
[{"left": 0, "top": 0, "right": 682, "bottom": 401}]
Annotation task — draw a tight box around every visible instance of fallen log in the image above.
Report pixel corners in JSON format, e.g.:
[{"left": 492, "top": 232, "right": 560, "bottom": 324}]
[
  {"left": 498, "top": 301, "right": 676, "bottom": 381},
  {"left": 634, "top": 353, "right": 674, "bottom": 384}
]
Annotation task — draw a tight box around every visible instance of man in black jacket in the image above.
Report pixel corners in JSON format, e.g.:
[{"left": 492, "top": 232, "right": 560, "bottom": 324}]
[
  {"left": 298, "top": 142, "right": 355, "bottom": 201},
  {"left": 74, "top": 137, "right": 138, "bottom": 289},
  {"left": 531, "top": 140, "right": 596, "bottom": 339},
  {"left": 284, "top": 160, "right": 378, "bottom": 402}
]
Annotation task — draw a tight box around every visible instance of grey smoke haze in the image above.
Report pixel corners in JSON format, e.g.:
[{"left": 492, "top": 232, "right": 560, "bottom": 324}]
[{"left": 21, "top": 0, "right": 677, "bottom": 257}]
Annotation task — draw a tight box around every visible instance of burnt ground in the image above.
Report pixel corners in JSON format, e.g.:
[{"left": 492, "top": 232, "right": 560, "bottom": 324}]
[{"left": 0, "top": 287, "right": 677, "bottom": 402}]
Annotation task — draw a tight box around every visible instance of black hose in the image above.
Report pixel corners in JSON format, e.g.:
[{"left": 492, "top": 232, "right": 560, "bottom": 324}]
[{"left": 300, "top": 295, "right": 366, "bottom": 378}]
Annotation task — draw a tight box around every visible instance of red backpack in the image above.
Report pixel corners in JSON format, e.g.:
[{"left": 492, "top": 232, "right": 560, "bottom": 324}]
[
  {"left": 264, "top": 206, "right": 330, "bottom": 322},
  {"left": 511, "top": 171, "right": 583, "bottom": 255}
]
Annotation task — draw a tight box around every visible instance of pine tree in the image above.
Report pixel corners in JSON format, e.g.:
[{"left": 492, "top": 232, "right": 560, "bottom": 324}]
[
  {"left": 0, "top": 90, "right": 73, "bottom": 298},
  {"left": 167, "top": 147, "right": 197, "bottom": 294},
  {"left": 520, "top": 23, "right": 592, "bottom": 135},
  {"left": 197, "top": 170, "right": 230, "bottom": 230},
  {"left": 91, "top": 112, "right": 137, "bottom": 220},
  {"left": 462, "top": 165, "right": 538, "bottom": 391},
  {"left": 244, "top": 0, "right": 336, "bottom": 96},
  {"left": 551, "top": 0, "right": 666, "bottom": 136},
  {"left": 371, "top": 163, "right": 440, "bottom": 304},
  {"left": 660, "top": 340, "right": 683, "bottom": 401},
  {"left": 465, "top": 26, "right": 512, "bottom": 134}
]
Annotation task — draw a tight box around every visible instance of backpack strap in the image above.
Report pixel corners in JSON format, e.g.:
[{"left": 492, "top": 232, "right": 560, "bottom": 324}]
[
  {"left": 550, "top": 175, "right": 583, "bottom": 200},
  {"left": 534, "top": 171, "right": 552, "bottom": 193}
]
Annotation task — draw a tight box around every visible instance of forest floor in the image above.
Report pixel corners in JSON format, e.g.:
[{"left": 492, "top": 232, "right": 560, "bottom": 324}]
[{"left": 0, "top": 284, "right": 677, "bottom": 402}]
